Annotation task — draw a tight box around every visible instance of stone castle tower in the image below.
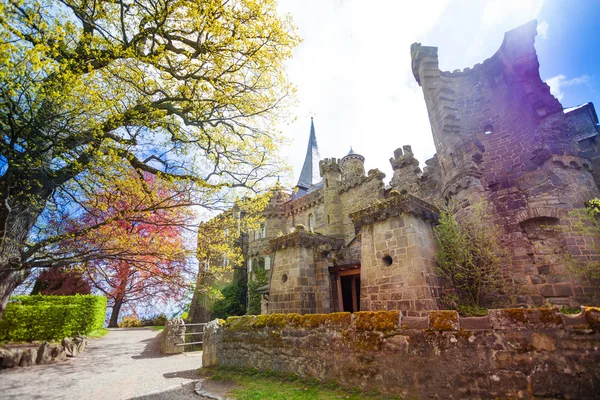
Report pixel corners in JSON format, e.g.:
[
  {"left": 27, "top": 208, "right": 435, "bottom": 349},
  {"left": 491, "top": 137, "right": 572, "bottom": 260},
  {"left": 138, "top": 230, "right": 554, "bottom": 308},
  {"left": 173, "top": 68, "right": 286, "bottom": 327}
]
[{"left": 410, "top": 20, "right": 600, "bottom": 305}]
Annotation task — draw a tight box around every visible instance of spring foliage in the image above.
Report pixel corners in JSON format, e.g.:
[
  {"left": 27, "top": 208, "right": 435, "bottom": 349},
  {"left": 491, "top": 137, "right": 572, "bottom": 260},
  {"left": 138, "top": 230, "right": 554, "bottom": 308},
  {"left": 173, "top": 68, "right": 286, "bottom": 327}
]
[
  {"left": 434, "top": 202, "right": 507, "bottom": 308},
  {"left": 0, "top": 294, "right": 106, "bottom": 342},
  {"left": 54, "top": 173, "right": 194, "bottom": 324},
  {"left": 0, "top": 0, "right": 299, "bottom": 314},
  {"left": 564, "top": 198, "right": 600, "bottom": 294}
]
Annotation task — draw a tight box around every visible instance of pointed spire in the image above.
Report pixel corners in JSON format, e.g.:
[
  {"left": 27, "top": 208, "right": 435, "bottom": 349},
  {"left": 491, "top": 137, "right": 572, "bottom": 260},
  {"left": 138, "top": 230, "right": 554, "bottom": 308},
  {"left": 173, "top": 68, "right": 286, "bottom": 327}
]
[{"left": 296, "top": 118, "right": 321, "bottom": 189}]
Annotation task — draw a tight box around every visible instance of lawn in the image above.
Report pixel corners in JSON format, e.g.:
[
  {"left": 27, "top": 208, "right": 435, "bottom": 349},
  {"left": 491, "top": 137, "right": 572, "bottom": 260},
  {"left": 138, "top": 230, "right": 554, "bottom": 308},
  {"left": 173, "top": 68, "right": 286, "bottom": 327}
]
[
  {"left": 204, "top": 367, "right": 402, "bottom": 400},
  {"left": 150, "top": 326, "right": 164, "bottom": 331},
  {"left": 88, "top": 328, "right": 110, "bottom": 338}
]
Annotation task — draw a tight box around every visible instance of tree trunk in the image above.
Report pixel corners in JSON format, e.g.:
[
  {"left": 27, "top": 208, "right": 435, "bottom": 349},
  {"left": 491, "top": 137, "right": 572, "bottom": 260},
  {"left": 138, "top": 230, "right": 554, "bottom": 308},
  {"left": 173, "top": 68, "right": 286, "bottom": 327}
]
[
  {"left": 0, "top": 268, "right": 30, "bottom": 320},
  {"left": 108, "top": 299, "right": 123, "bottom": 328}
]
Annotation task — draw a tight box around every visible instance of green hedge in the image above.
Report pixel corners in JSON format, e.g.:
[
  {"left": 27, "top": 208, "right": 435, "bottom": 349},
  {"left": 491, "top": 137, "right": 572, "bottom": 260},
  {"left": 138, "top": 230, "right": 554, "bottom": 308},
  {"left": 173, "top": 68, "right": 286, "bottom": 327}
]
[{"left": 0, "top": 295, "right": 107, "bottom": 342}]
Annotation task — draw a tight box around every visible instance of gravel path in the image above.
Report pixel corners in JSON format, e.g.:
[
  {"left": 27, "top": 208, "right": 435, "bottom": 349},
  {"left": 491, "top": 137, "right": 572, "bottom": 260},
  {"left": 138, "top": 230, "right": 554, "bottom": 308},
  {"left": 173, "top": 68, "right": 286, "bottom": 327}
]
[{"left": 0, "top": 328, "right": 203, "bottom": 400}]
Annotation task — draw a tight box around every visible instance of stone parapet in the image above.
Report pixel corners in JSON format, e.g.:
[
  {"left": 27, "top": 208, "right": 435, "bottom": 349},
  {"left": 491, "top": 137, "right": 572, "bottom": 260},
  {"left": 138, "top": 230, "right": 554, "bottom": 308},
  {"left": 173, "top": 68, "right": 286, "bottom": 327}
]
[
  {"left": 269, "top": 230, "right": 344, "bottom": 253},
  {"left": 203, "top": 307, "right": 600, "bottom": 399},
  {"left": 349, "top": 193, "right": 438, "bottom": 234}
]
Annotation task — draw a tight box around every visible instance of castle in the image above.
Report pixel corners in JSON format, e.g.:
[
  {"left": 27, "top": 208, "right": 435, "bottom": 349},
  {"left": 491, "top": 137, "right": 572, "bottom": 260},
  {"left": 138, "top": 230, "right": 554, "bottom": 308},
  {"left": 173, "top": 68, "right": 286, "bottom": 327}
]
[{"left": 192, "top": 21, "right": 600, "bottom": 320}]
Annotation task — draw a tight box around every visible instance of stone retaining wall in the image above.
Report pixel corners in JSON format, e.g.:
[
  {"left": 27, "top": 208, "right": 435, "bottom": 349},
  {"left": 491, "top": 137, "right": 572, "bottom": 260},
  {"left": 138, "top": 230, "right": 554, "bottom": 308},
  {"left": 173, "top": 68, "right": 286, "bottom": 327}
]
[{"left": 203, "top": 308, "right": 600, "bottom": 399}]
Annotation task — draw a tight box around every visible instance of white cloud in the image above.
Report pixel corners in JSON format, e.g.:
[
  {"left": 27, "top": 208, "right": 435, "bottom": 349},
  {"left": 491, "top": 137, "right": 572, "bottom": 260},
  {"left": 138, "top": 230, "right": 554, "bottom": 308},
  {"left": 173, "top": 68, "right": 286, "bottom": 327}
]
[
  {"left": 537, "top": 20, "right": 549, "bottom": 39},
  {"left": 546, "top": 75, "right": 590, "bottom": 102}
]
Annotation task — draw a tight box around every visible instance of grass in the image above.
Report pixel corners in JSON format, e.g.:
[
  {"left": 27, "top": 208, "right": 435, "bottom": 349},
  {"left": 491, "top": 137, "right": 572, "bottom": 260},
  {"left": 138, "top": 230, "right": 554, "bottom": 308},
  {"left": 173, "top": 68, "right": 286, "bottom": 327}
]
[
  {"left": 560, "top": 307, "right": 582, "bottom": 315},
  {"left": 88, "top": 328, "right": 110, "bottom": 338},
  {"left": 203, "top": 367, "right": 402, "bottom": 400},
  {"left": 150, "top": 326, "right": 164, "bottom": 331}
]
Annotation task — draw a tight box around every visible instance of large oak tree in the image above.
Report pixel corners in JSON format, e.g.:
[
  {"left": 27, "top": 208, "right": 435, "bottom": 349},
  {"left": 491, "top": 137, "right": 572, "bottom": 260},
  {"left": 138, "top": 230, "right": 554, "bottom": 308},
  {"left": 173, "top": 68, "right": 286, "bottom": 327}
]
[{"left": 0, "top": 0, "right": 298, "bottom": 318}]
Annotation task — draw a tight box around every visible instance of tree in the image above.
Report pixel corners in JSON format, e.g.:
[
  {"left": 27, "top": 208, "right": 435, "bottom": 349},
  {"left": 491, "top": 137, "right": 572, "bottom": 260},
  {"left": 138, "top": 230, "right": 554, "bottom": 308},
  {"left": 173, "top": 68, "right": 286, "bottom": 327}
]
[
  {"left": 434, "top": 202, "right": 508, "bottom": 311},
  {"left": 0, "top": 0, "right": 298, "bottom": 318},
  {"left": 189, "top": 194, "right": 268, "bottom": 322},
  {"left": 56, "top": 173, "right": 194, "bottom": 327},
  {"left": 30, "top": 266, "right": 91, "bottom": 295}
]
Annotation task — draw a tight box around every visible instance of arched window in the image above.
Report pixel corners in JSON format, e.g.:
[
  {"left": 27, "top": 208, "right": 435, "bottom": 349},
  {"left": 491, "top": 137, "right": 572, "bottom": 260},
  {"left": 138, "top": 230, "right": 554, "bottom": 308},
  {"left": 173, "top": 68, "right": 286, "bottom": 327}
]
[
  {"left": 261, "top": 223, "right": 266, "bottom": 238},
  {"left": 248, "top": 258, "right": 252, "bottom": 273},
  {"left": 308, "top": 213, "right": 314, "bottom": 231},
  {"left": 264, "top": 256, "right": 271, "bottom": 270},
  {"left": 254, "top": 230, "right": 259, "bottom": 240}
]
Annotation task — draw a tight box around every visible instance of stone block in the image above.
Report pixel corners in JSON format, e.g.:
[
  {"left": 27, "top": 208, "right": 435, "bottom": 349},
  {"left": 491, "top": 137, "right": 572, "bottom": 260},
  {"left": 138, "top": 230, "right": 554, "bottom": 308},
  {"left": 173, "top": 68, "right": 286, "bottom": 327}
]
[
  {"left": 531, "top": 332, "right": 556, "bottom": 352},
  {"left": 0, "top": 348, "right": 23, "bottom": 368},
  {"left": 429, "top": 310, "right": 459, "bottom": 331},
  {"left": 401, "top": 316, "right": 429, "bottom": 329},
  {"left": 489, "top": 309, "right": 527, "bottom": 330},
  {"left": 19, "top": 348, "right": 37, "bottom": 367},
  {"left": 460, "top": 316, "right": 492, "bottom": 330},
  {"left": 36, "top": 342, "right": 67, "bottom": 365}
]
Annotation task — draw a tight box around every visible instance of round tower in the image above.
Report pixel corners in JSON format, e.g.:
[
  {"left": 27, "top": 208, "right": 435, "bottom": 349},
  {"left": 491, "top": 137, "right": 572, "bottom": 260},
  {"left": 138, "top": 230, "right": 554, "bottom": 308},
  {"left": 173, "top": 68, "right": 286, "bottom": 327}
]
[
  {"left": 340, "top": 147, "right": 365, "bottom": 184},
  {"left": 319, "top": 158, "right": 344, "bottom": 239}
]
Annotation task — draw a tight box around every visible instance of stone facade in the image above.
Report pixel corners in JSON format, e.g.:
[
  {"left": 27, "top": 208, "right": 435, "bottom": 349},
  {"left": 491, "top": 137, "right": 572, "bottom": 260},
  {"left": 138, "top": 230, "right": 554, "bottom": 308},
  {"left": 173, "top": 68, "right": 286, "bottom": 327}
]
[
  {"left": 203, "top": 308, "right": 600, "bottom": 399},
  {"left": 195, "top": 20, "right": 600, "bottom": 319}
]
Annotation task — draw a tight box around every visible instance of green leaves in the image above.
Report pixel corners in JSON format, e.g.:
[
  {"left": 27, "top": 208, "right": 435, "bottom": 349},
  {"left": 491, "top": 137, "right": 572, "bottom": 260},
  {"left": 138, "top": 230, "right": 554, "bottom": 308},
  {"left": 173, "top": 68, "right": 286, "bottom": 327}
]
[
  {"left": 0, "top": 294, "right": 107, "bottom": 342},
  {"left": 434, "top": 202, "right": 507, "bottom": 308}
]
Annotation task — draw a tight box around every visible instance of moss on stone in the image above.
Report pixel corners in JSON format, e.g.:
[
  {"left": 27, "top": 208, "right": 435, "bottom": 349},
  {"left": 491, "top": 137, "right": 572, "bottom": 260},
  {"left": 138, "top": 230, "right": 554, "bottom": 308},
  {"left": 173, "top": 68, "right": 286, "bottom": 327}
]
[
  {"left": 526, "top": 308, "right": 562, "bottom": 325},
  {"left": 301, "top": 312, "right": 351, "bottom": 329},
  {"left": 353, "top": 311, "right": 400, "bottom": 331},
  {"left": 501, "top": 308, "right": 526, "bottom": 323},
  {"left": 225, "top": 316, "right": 256, "bottom": 332},
  {"left": 252, "top": 313, "right": 303, "bottom": 329},
  {"left": 429, "top": 310, "right": 459, "bottom": 331},
  {"left": 341, "top": 330, "right": 383, "bottom": 352},
  {"left": 584, "top": 307, "right": 600, "bottom": 331}
]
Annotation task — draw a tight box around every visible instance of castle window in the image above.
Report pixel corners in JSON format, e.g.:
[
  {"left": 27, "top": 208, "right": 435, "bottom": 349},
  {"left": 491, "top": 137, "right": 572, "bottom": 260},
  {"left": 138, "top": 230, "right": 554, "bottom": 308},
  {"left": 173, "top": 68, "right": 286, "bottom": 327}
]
[
  {"left": 264, "top": 256, "right": 271, "bottom": 270},
  {"left": 261, "top": 223, "right": 266, "bottom": 238},
  {"left": 327, "top": 215, "right": 331, "bottom": 224},
  {"left": 248, "top": 259, "right": 252, "bottom": 273},
  {"left": 382, "top": 255, "right": 393, "bottom": 266},
  {"left": 326, "top": 179, "right": 329, "bottom": 188},
  {"left": 308, "top": 213, "right": 314, "bottom": 231},
  {"left": 281, "top": 274, "right": 288, "bottom": 283},
  {"left": 483, "top": 124, "right": 493, "bottom": 135},
  {"left": 254, "top": 230, "right": 259, "bottom": 240}
]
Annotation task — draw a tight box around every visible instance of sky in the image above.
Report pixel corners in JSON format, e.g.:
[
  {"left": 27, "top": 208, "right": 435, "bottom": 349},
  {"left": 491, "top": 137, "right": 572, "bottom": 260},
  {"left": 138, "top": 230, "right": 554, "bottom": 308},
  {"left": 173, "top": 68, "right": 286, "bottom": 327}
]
[{"left": 275, "top": 0, "right": 600, "bottom": 185}]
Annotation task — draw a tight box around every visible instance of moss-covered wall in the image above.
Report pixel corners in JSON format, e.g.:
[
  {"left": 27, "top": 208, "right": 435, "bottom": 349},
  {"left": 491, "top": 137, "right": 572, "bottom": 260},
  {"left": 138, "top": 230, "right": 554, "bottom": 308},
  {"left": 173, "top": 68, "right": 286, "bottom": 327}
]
[{"left": 203, "top": 308, "right": 600, "bottom": 399}]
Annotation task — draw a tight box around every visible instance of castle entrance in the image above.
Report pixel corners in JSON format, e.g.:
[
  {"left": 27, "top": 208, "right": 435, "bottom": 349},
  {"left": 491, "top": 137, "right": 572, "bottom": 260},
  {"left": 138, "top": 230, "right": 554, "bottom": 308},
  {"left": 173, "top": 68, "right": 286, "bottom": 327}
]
[{"left": 331, "top": 265, "right": 360, "bottom": 312}]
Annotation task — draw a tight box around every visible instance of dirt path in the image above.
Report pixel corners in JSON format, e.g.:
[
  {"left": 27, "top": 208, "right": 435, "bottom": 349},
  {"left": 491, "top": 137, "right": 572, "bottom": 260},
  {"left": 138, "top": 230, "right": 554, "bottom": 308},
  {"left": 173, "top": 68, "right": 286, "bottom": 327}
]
[{"left": 0, "top": 328, "right": 202, "bottom": 400}]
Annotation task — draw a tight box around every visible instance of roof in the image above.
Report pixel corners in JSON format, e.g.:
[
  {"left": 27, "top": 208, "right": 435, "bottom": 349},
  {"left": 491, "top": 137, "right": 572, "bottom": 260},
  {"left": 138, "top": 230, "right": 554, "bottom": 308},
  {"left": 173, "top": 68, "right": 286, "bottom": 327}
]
[{"left": 296, "top": 118, "right": 321, "bottom": 189}]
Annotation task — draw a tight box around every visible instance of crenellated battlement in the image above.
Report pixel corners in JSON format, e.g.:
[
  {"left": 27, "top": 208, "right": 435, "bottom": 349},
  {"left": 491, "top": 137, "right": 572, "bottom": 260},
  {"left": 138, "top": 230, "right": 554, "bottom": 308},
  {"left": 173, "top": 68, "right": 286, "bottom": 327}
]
[{"left": 319, "top": 158, "right": 342, "bottom": 176}]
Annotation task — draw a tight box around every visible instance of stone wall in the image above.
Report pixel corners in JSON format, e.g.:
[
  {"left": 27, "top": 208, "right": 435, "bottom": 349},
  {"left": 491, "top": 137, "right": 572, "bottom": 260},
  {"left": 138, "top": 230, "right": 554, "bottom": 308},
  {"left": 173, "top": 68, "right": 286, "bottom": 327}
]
[
  {"left": 351, "top": 194, "right": 441, "bottom": 315},
  {"left": 203, "top": 308, "right": 600, "bottom": 399},
  {"left": 411, "top": 21, "right": 600, "bottom": 306},
  {"left": 267, "top": 230, "right": 343, "bottom": 314},
  {"left": 359, "top": 214, "right": 439, "bottom": 315},
  {"left": 339, "top": 170, "right": 386, "bottom": 243}
]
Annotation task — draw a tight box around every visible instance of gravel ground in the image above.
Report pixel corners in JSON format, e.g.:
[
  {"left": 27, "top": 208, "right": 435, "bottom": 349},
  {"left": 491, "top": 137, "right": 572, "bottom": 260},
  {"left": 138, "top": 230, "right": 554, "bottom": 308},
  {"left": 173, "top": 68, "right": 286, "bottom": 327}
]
[{"left": 0, "top": 328, "right": 203, "bottom": 400}]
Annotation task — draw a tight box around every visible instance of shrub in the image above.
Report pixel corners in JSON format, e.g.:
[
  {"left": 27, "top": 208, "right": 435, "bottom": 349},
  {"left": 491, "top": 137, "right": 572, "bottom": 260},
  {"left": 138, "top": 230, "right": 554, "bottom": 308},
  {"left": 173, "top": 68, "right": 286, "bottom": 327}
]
[
  {"left": 141, "top": 313, "right": 168, "bottom": 326},
  {"left": 247, "top": 266, "right": 268, "bottom": 315},
  {"left": 0, "top": 295, "right": 107, "bottom": 342},
  {"left": 212, "top": 278, "right": 247, "bottom": 320},
  {"left": 435, "top": 201, "right": 509, "bottom": 308},
  {"left": 118, "top": 316, "right": 143, "bottom": 328},
  {"left": 560, "top": 198, "right": 600, "bottom": 302}
]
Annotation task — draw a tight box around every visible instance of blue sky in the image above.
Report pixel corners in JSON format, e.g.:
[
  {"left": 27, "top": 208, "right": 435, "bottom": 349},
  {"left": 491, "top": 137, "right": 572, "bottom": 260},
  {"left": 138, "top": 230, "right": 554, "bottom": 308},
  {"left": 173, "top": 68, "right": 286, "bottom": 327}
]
[{"left": 276, "top": 0, "right": 600, "bottom": 184}]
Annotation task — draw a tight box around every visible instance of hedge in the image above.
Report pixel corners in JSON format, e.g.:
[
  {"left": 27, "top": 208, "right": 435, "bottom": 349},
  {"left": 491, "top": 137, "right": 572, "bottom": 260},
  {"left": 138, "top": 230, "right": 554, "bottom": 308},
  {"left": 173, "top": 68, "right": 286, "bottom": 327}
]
[{"left": 0, "top": 295, "right": 107, "bottom": 342}]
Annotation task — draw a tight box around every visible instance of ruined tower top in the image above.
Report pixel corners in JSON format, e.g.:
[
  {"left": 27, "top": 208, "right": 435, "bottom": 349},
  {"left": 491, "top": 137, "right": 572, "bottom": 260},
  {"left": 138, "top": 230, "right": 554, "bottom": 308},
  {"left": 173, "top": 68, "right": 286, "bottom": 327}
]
[{"left": 296, "top": 117, "right": 321, "bottom": 190}]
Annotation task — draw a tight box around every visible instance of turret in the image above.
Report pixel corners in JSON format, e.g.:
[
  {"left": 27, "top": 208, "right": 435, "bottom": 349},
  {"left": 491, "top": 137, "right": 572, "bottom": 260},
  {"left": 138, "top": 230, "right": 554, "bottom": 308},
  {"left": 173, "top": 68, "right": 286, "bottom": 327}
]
[
  {"left": 340, "top": 147, "right": 365, "bottom": 184},
  {"left": 319, "top": 158, "right": 343, "bottom": 238}
]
